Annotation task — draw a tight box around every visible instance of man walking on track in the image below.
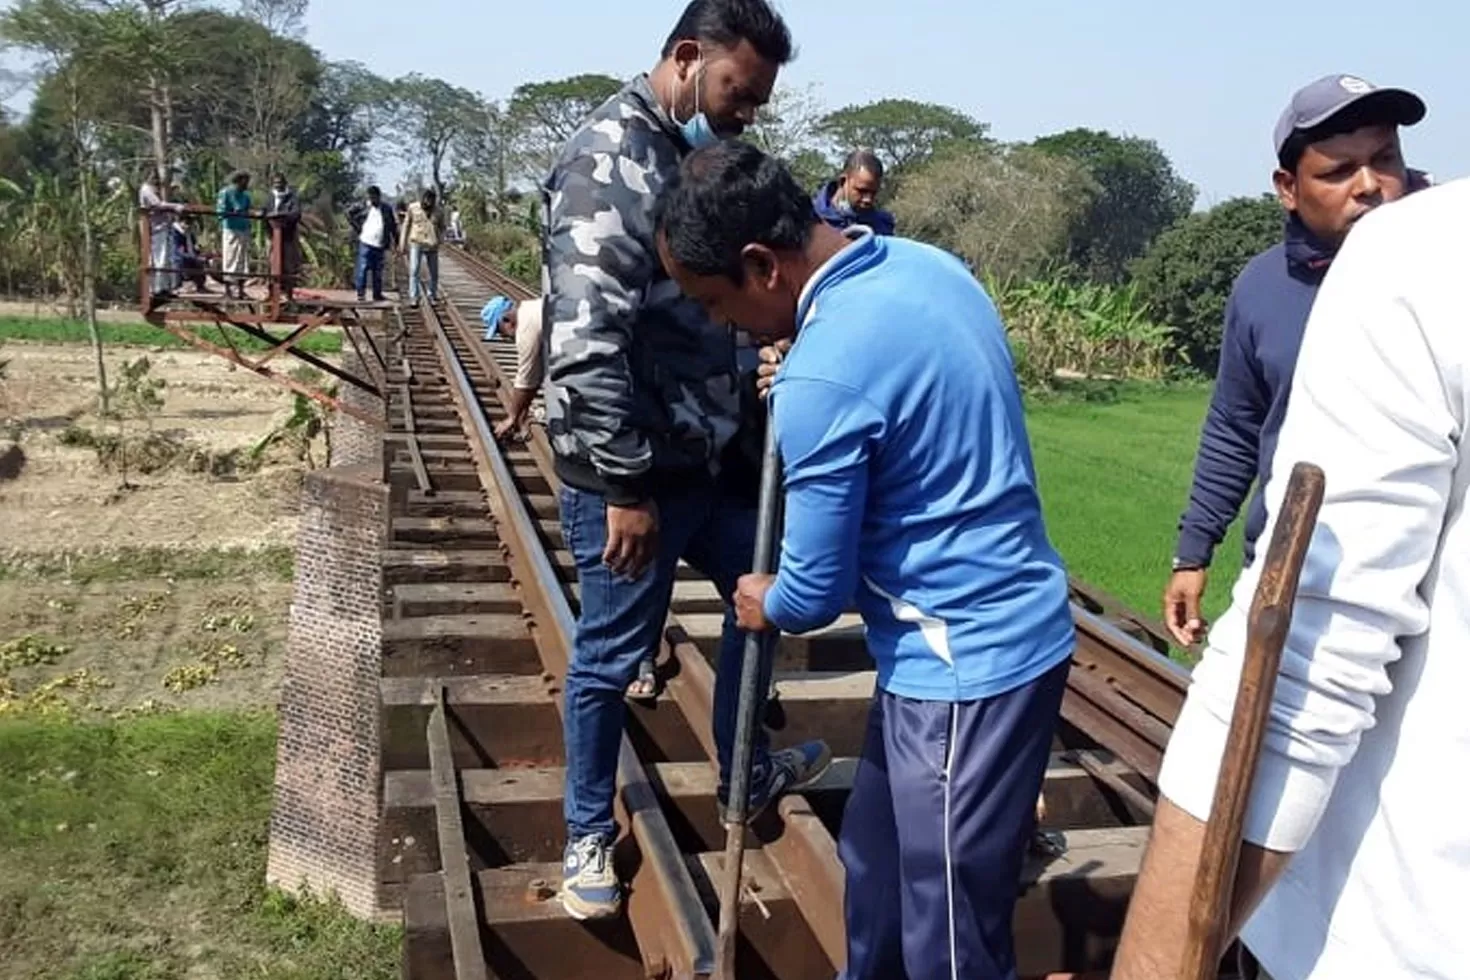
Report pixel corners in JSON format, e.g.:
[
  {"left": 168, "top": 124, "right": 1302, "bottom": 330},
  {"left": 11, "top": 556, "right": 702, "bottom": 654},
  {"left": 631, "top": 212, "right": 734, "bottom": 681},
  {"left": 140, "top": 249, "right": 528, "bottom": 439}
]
[
  {"left": 399, "top": 187, "right": 442, "bottom": 304},
  {"left": 1114, "top": 176, "right": 1470, "bottom": 980},
  {"left": 541, "top": 0, "right": 829, "bottom": 921},
  {"left": 654, "top": 140, "right": 1077, "bottom": 980},
  {"left": 349, "top": 185, "right": 396, "bottom": 303},
  {"left": 1163, "top": 73, "right": 1428, "bottom": 647}
]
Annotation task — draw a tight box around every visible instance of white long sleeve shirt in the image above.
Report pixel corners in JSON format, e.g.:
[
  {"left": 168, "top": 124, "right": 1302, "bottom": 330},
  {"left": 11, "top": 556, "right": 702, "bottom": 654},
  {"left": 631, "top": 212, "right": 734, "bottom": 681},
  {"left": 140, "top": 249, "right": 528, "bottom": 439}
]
[{"left": 1158, "top": 177, "right": 1470, "bottom": 980}]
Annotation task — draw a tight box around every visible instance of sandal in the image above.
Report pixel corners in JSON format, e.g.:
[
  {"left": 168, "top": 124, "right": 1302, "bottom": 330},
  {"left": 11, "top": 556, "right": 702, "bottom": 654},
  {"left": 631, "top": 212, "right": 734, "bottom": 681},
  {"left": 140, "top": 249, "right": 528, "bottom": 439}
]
[{"left": 625, "top": 660, "right": 658, "bottom": 702}]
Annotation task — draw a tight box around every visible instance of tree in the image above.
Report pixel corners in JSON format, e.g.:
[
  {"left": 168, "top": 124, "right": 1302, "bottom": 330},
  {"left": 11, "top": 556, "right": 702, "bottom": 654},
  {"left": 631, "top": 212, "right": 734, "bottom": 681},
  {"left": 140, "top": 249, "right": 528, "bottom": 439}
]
[
  {"left": 747, "top": 83, "right": 830, "bottom": 192},
  {"left": 235, "top": 0, "right": 314, "bottom": 177},
  {"left": 0, "top": 0, "right": 120, "bottom": 411},
  {"left": 391, "top": 74, "right": 479, "bottom": 202},
  {"left": 94, "top": 0, "right": 187, "bottom": 185},
  {"left": 1032, "top": 128, "right": 1197, "bottom": 283},
  {"left": 890, "top": 145, "right": 1095, "bottom": 283},
  {"left": 817, "top": 98, "right": 990, "bottom": 176},
  {"left": 507, "top": 73, "right": 621, "bottom": 181},
  {"left": 300, "top": 61, "right": 391, "bottom": 162},
  {"left": 1130, "top": 195, "right": 1283, "bottom": 372},
  {"left": 295, "top": 60, "right": 393, "bottom": 206},
  {"left": 454, "top": 98, "right": 517, "bottom": 221}
]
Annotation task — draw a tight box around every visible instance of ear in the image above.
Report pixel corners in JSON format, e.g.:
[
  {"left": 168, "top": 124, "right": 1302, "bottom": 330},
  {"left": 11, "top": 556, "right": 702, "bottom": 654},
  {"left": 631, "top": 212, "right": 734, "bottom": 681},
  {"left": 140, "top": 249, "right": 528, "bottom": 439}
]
[
  {"left": 671, "top": 39, "right": 702, "bottom": 79},
  {"left": 740, "top": 244, "right": 780, "bottom": 291},
  {"left": 1272, "top": 167, "right": 1298, "bottom": 212}
]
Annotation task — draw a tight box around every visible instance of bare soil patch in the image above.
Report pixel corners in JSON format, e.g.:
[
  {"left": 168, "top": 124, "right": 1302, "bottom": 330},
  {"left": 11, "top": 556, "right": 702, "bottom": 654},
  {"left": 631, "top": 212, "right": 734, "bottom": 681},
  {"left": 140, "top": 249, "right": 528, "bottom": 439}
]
[
  {"left": 1, "top": 579, "right": 293, "bottom": 717},
  {"left": 0, "top": 342, "right": 323, "bottom": 552},
  {"left": 0, "top": 342, "right": 325, "bottom": 715}
]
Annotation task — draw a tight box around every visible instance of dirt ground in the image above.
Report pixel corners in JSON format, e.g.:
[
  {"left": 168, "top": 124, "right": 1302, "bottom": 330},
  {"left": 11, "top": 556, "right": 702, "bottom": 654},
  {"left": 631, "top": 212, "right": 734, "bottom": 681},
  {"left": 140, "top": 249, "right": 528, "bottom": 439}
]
[
  {"left": 0, "top": 579, "right": 293, "bottom": 714},
  {"left": 0, "top": 342, "right": 318, "bottom": 551},
  {"left": 0, "top": 341, "right": 322, "bottom": 715}
]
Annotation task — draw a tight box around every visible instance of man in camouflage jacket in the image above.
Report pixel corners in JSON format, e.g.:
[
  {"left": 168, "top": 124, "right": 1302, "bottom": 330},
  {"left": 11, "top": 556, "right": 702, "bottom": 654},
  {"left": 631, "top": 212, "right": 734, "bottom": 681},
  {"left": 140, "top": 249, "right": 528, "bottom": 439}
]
[{"left": 540, "top": 0, "right": 830, "bottom": 922}]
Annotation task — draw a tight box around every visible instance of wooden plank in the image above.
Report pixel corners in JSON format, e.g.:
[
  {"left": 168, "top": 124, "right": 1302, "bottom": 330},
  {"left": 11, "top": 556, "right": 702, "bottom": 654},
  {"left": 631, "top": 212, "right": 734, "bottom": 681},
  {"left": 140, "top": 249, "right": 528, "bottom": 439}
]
[{"left": 426, "top": 689, "right": 489, "bottom": 980}]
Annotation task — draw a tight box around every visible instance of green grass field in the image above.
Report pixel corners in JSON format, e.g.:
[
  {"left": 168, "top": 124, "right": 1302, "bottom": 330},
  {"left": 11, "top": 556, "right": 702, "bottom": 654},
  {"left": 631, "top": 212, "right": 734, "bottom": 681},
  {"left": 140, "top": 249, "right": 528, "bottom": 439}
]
[
  {"left": 0, "top": 713, "right": 399, "bottom": 980},
  {"left": 0, "top": 317, "right": 343, "bottom": 354},
  {"left": 1026, "top": 382, "right": 1244, "bottom": 631}
]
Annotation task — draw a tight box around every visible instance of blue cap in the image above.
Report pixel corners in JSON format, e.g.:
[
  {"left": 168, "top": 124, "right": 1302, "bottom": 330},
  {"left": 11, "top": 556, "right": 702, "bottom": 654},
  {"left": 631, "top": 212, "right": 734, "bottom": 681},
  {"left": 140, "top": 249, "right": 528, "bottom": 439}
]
[
  {"left": 480, "top": 296, "right": 513, "bottom": 340},
  {"left": 1274, "top": 74, "right": 1425, "bottom": 160}
]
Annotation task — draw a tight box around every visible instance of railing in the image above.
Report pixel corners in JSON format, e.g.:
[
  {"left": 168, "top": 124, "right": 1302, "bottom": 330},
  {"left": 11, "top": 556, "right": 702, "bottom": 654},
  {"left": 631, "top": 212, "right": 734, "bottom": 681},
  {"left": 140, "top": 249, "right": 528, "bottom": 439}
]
[{"left": 138, "top": 202, "right": 301, "bottom": 322}]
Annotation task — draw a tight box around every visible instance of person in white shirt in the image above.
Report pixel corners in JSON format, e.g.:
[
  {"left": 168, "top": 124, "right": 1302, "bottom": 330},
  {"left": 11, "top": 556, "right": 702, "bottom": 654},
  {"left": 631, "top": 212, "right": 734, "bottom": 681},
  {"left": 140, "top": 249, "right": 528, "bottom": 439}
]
[
  {"left": 1111, "top": 177, "right": 1470, "bottom": 980},
  {"left": 139, "top": 173, "right": 183, "bottom": 298},
  {"left": 349, "top": 185, "right": 397, "bottom": 302},
  {"left": 480, "top": 294, "right": 545, "bottom": 444},
  {"left": 480, "top": 291, "right": 659, "bottom": 704}
]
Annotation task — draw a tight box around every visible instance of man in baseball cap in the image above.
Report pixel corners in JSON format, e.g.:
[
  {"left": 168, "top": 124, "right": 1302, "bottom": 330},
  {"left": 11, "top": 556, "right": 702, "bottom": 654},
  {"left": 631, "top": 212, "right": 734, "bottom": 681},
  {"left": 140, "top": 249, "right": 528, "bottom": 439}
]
[{"left": 1163, "top": 74, "right": 1427, "bottom": 654}]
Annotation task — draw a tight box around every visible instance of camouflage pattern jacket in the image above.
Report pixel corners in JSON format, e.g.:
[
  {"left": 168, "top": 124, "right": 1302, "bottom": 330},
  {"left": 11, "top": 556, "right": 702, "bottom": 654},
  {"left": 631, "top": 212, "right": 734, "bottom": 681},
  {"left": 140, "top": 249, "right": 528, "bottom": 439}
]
[{"left": 540, "top": 74, "right": 741, "bottom": 506}]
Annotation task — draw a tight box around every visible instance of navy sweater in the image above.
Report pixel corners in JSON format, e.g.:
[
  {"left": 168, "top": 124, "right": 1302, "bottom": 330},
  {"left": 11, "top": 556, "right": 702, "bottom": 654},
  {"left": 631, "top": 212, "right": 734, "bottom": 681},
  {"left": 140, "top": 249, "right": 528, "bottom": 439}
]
[
  {"left": 812, "top": 179, "right": 896, "bottom": 236},
  {"left": 1175, "top": 215, "right": 1335, "bottom": 569}
]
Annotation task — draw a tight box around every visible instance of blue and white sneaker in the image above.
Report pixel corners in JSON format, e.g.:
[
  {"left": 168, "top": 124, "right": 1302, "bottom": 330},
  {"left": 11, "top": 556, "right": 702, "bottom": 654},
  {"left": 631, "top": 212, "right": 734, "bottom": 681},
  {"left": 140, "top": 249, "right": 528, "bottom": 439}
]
[
  {"left": 722, "top": 740, "right": 833, "bottom": 823},
  {"left": 561, "top": 833, "right": 621, "bottom": 920}
]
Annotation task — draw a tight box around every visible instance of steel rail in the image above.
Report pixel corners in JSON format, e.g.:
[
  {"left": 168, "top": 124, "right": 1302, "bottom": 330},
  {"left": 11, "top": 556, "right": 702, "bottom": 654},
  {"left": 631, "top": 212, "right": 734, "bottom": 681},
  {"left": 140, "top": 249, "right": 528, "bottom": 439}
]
[{"left": 419, "top": 296, "right": 719, "bottom": 977}]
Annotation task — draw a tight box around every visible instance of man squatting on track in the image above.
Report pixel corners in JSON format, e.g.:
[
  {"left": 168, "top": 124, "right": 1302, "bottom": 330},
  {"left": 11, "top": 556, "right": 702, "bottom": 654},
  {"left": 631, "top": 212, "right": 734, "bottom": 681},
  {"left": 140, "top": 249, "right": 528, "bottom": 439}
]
[
  {"left": 480, "top": 291, "right": 664, "bottom": 702},
  {"left": 539, "top": 0, "right": 830, "bottom": 921},
  {"left": 654, "top": 140, "right": 1077, "bottom": 980}
]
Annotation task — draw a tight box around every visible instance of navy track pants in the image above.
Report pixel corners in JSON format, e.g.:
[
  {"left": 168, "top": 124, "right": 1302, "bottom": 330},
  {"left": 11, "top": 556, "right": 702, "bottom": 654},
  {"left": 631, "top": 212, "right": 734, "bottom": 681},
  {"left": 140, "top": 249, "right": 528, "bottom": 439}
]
[{"left": 837, "top": 657, "right": 1069, "bottom": 980}]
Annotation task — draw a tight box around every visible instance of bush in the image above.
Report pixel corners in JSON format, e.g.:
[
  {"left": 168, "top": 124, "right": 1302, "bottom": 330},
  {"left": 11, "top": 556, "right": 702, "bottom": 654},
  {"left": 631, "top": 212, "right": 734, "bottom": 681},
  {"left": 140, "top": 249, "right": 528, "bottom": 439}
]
[
  {"left": 890, "top": 144, "right": 1096, "bottom": 283},
  {"left": 467, "top": 223, "right": 536, "bottom": 263},
  {"left": 1130, "top": 195, "right": 1283, "bottom": 373},
  {"left": 987, "top": 273, "right": 1171, "bottom": 389},
  {"left": 501, "top": 247, "right": 540, "bottom": 286}
]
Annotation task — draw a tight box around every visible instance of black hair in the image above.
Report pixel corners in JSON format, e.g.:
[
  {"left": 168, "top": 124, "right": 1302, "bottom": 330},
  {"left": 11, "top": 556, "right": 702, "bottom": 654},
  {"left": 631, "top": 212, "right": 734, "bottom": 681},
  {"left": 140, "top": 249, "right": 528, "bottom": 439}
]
[
  {"left": 654, "top": 140, "right": 816, "bottom": 282},
  {"left": 661, "top": 0, "right": 794, "bottom": 65},
  {"left": 842, "top": 148, "right": 884, "bottom": 181},
  {"left": 1278, "top": 99, "right": 1404, "bottom": 172}
]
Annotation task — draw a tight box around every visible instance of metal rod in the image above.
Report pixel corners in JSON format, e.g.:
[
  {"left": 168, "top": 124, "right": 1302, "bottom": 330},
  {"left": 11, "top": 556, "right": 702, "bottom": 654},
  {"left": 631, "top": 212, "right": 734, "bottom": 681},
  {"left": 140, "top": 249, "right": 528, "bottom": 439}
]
[
  {"left": 713, "top": 420, "right": 783, "bottom": 980},
  {"left": 427, "top": 687, "right": 490, "bottom": 980},
  {"left": 1071, "top": 748, "right": 1157, "bottom": 819},
  {"left": 399, "top": 381, "right": 433, "bottom": 495}
]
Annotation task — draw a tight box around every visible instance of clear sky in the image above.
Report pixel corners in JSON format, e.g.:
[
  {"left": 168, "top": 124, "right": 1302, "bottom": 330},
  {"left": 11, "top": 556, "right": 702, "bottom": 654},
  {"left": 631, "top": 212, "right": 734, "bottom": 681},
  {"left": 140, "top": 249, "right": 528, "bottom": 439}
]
[{"left": 302, "top": 0, "right": 1466, "bottom": 205}]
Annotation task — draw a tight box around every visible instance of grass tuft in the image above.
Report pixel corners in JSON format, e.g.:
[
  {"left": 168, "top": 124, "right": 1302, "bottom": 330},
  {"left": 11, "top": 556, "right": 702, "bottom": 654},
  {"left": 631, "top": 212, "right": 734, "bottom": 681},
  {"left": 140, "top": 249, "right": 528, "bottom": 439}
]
[{"left": 0, "top": 317, "right": 342, "bottom": 354}]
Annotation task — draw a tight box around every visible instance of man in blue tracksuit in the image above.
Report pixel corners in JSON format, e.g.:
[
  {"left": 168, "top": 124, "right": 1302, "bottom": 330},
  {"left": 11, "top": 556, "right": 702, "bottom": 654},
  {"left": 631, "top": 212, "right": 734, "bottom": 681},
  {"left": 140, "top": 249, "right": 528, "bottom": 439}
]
[
  {"left": 812, "top": 148, "right": 896, "bottom": 236},
  {"left": 654, "top": 140, "right": 1076, "bottom": 980},
  {"left": 1164, "top": 73, "right": 1428, "bottom": 648}
]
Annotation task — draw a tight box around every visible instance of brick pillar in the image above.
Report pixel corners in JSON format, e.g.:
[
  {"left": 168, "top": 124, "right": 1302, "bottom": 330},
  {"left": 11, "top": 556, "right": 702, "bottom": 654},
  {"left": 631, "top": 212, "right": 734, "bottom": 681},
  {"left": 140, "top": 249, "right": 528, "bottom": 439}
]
[
  {"left": 330, "top": 323, "right": 384, "bottom": 469},
  {"left": 266, "top": 464, "right": 391, "bottom": 920}
]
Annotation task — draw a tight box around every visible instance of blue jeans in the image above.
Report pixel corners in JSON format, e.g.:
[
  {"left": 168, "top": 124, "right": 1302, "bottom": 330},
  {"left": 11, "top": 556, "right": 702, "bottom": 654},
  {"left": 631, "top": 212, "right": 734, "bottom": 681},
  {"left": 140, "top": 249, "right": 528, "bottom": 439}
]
[
  {"left": 560, "top": 480, "right": 776, "bottom": 841},
  {"left": 354, "top": 242, "right": 384, "bottom": 299},
  {"left": 408, "top": 244, "right": 439, "bottom": 301}
]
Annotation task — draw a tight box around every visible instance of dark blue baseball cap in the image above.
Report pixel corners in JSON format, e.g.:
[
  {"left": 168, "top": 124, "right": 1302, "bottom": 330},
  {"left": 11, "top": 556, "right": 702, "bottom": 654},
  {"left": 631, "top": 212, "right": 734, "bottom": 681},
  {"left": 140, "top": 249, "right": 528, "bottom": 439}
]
[{"left": 1273, "top": 74, "right": 1426, "bottom": 161}]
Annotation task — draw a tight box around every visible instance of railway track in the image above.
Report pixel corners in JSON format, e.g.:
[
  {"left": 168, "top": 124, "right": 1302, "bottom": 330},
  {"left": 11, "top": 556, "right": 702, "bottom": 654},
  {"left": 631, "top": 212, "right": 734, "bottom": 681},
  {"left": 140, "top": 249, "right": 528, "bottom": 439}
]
[{"left": 375, "top": 247, "right": 1195, "bottom": 979}]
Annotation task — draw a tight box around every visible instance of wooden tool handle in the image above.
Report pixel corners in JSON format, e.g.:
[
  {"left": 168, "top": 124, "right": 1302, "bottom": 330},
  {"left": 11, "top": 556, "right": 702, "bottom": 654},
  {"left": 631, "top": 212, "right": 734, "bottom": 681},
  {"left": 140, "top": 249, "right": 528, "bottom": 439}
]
[{"left": 1179, "top": 461, "right": 1326, "bottom": 980}]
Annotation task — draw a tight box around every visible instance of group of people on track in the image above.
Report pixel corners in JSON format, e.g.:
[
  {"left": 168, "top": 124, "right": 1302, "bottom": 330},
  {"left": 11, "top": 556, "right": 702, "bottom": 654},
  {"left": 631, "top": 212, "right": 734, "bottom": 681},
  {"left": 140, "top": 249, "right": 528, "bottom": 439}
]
[{"left": 453, "top": 1, "right": 1467, "bottom": 976}]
